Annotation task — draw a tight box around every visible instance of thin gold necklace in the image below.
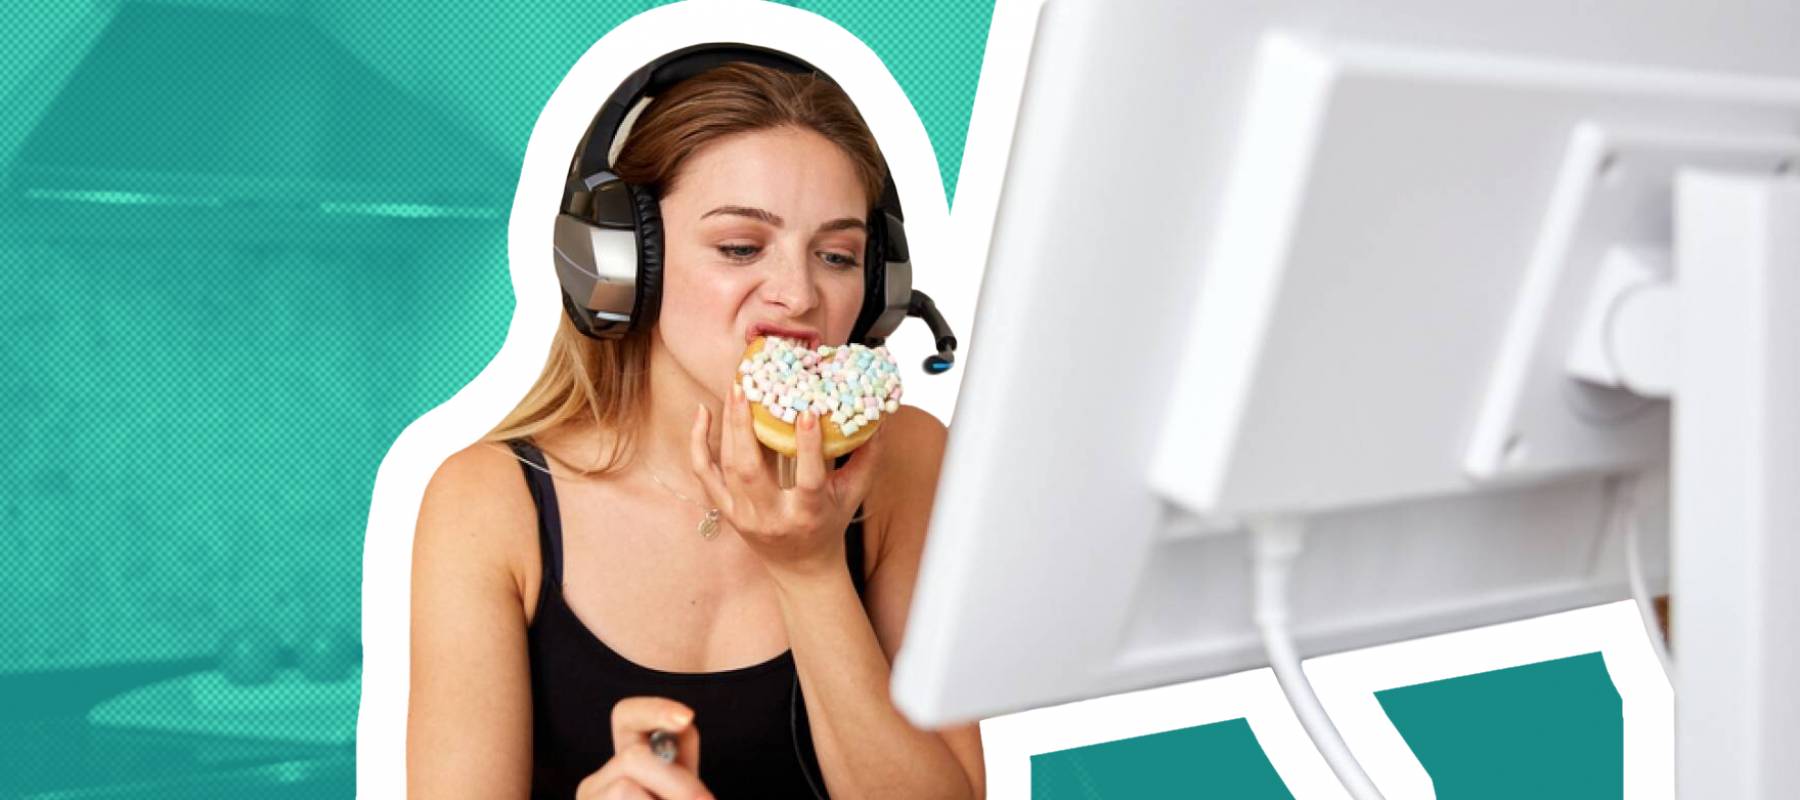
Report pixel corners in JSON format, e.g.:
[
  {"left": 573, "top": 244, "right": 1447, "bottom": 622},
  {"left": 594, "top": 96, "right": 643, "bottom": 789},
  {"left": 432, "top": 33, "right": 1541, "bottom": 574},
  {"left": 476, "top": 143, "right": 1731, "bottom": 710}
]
[
  {"left": 504, "top": 443, "right": 723, "bottom": 541},
  {"left": 646, "top": 469, "right": 723, "bottom": 540}
]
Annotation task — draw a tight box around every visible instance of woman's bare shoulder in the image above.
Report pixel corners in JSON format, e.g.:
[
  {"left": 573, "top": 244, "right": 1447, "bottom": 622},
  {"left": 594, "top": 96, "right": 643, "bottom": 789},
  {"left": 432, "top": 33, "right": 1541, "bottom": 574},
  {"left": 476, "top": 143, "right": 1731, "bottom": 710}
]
[
  {"left": 428, "top": 440, "right": 532, "bottom": 497},
  {"left": 881, "top": 404, "right": 948, "bottom": 469},
  {"left": 864, "top": 405, "right": 949, "bottom": 561},
  {"left": 414, "top": 440, "right": 540, "bottom": 599},
  {"left": 408, "top": 441, "right": 540, "bottom": 796}
]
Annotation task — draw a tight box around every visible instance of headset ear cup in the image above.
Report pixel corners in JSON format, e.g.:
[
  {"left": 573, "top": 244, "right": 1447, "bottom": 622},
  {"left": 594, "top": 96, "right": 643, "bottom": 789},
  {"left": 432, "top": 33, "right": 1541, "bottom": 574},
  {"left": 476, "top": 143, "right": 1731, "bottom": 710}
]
[
  {"left": 559, "top": 288, "right": 600, "bottom": 339},
  {"left": 852, "top": 214, "right": 887, "bottom": 345},
  {"left": 627, "top": 183, "right": 665, "bottom": 336}
]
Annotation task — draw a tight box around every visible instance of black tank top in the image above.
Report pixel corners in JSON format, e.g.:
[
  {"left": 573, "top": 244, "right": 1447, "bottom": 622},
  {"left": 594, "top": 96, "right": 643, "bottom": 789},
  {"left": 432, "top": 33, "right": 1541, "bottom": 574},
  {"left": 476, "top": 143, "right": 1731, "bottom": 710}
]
[{"left": 507, "top": 439, "right": 866, "bottom": 799}]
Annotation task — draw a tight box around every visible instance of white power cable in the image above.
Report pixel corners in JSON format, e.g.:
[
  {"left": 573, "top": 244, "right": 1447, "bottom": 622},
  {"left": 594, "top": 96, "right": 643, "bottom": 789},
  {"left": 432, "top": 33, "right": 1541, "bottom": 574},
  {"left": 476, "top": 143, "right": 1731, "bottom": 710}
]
[
  {"left": 1251, "top": 518, "right": 1387, "bottom": 800},
  {"left": 1614, "top": 474, "right": 1675, "bottom": 680}
]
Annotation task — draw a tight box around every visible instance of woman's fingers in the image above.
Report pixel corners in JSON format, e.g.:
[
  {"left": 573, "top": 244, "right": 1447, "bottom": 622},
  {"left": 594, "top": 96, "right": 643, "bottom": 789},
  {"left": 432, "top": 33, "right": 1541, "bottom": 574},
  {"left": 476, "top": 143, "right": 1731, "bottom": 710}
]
[
  {"left": 725, "top": 384, "right": 766, "bottom": 488},
  {"left": 792, "top": 411, "right": 827, "bottom": 492},
  {"left": 579, "top": 745, "right": 712, "bottom": 800},
  {"left": 671, "top": 720, "right": 702, "bottom": 776},
  {"left": 575, "top": 775, "right": 653, "bottom": 800},
  {"left": 716, "top": 389, "right": 737, "bottom": 479},
  {"left": 831, "top": 422, "right": 886, "bottom": 511},
  {"left": 604, "top": 699, "right": 702, "bottom": 789},
  {"left": 617, "top": 743, "right": 713, "bottom": 800},
  {"left": 610, "top": 697, "right": 694, "bottom": 758},
  {"left": 687, "top": 405, "right": 730, "bottom": 512}
]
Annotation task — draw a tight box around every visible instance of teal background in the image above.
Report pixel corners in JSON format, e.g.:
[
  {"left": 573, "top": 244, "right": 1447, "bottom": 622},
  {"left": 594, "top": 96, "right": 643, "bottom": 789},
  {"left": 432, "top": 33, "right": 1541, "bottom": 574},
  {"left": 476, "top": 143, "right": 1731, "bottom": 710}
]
[{"left": 0, "top": 1, "right": 1624, "bottom": 797}]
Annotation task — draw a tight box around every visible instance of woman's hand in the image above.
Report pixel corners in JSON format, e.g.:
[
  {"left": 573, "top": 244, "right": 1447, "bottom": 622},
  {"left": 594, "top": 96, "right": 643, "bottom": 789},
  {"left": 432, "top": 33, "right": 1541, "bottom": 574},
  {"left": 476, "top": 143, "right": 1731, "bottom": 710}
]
[
  {"left": 689, "top": 383, "right": 884, "bottom": 580},
  {"left": 575, "top": 697, "right": 712, "bottom": 800}
]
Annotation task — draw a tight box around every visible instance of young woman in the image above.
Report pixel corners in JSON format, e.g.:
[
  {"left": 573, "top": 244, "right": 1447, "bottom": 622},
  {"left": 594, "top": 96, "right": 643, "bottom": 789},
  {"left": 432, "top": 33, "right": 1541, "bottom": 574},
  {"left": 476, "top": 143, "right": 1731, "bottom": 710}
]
[{"left": 407, "top": 59, "right": 985, "bottom": 799}]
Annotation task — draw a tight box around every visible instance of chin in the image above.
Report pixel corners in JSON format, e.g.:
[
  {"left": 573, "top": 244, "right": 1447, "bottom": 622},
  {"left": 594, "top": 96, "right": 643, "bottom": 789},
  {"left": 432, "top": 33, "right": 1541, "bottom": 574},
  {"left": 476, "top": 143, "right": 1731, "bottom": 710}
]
[{"left": 649, "top": 333, "right": 733, "bottom": 399}]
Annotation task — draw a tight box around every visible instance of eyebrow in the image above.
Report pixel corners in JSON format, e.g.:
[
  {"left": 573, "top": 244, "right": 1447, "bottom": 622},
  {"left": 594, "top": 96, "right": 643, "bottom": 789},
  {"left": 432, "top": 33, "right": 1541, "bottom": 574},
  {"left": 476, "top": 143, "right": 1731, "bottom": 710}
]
[{"left": 701, "top": 205, "right": 867, "bottom": 234}]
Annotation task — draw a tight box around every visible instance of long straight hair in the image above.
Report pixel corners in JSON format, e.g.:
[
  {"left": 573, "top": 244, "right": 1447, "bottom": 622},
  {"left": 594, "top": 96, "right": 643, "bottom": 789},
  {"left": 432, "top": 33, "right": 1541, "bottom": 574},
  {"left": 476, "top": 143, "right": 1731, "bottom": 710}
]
[{"left": 483, "top": 62, "right": 888, "bottom": 476}]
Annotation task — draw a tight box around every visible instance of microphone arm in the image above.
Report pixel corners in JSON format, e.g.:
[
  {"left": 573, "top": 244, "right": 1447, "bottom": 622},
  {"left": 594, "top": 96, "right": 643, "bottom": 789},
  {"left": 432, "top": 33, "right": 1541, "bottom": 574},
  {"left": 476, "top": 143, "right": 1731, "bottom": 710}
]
[{"left": 906, "top": 290, "right": 958, "bottom": 374}]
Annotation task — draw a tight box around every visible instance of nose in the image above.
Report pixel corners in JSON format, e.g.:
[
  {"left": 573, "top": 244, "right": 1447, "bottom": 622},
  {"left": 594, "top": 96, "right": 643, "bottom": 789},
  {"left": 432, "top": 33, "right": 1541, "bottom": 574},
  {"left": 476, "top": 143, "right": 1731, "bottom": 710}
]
[{"left": 759, "top": 242, "right": 820, "bottom": 315}]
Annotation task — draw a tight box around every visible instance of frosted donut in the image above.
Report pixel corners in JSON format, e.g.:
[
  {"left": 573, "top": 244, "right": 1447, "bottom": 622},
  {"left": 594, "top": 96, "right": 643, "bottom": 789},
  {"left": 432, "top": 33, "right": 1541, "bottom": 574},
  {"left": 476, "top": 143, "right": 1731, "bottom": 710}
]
[{"left": 738, "top": 336, "right": 903, "bottom": 458}]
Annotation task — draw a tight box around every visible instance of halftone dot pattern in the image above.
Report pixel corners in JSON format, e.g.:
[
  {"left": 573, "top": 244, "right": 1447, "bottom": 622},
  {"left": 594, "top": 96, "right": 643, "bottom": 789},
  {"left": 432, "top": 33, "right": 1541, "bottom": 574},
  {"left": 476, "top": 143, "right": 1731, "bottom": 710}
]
[
  {"left": 0, "top": 0, "right": 989, "bottom": 674},
  {"left": 2, "top": 1, "right": 990, "bottom": 795},
  {"left": 773, "top": 0, "right": 998, "bottom": 205},
  {"left": 309, "top": 1, "right": 995, "bottom": 205}
]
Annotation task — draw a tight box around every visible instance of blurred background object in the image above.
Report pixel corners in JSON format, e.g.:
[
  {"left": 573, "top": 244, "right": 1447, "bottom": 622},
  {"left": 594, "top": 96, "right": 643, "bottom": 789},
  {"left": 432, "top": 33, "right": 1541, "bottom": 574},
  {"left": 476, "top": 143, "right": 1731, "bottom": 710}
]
[
  {"left": 1, "top": 0, "right": 512, "bottom": 675},
  {"left": 0, "top": 2, "right": 512, "bottom": 796}
]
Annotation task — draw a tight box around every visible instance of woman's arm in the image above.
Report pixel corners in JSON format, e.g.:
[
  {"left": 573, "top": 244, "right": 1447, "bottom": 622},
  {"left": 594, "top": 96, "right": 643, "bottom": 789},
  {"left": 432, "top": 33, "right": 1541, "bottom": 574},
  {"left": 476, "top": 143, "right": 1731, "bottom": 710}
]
[
  {"left": 777, "top": 407, "right": 986, "bottom": 799},
  {"left": 407, "top": 444, "right": 538, "bottom": 799}
]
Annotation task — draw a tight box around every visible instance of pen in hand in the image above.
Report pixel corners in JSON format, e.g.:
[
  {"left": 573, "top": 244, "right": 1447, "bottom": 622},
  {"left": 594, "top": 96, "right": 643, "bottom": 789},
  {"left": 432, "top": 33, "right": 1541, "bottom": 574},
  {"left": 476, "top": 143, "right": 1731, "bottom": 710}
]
[{"left": 650, "top": 728, "right": 678, "bottom": 764}]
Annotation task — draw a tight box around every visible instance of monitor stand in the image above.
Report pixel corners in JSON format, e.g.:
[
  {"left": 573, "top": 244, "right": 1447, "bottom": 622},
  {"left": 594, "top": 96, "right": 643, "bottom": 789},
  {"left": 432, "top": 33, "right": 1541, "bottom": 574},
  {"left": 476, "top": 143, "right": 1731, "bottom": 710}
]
[{"left": 1668, "top": 170, "right": 1800, "bottom": 798}]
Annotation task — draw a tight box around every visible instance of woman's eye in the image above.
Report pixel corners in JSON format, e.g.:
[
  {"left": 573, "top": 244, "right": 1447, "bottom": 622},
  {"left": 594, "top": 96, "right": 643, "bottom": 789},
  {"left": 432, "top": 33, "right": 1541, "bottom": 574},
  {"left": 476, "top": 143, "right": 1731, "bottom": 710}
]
[
  {"left": 820, "top": 251, "right": 861, "bottom": 270},
  {"left": 717, "top": 244, "right": 760, "bottom": 261}
]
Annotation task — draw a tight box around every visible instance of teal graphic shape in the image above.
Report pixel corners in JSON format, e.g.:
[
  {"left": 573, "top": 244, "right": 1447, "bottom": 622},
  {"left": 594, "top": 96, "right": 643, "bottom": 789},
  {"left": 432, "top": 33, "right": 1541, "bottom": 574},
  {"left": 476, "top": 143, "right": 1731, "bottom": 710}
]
[
  {"left": 1031, "top": 718, "right": 1294, "bottom": 799},
  {"left": 1378, "top": 652, "right": 1624, "bottom": 799},
  {"left": 1028, "top": 654, "right": 1625, "bottom": 797}
]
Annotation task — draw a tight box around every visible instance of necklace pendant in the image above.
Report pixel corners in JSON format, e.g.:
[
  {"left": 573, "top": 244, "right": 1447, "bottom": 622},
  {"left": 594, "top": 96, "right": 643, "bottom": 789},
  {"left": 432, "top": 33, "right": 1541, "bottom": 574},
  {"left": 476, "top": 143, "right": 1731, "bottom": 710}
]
[{"left": 698, "top": 509, "right": 721, "bottom": 540}]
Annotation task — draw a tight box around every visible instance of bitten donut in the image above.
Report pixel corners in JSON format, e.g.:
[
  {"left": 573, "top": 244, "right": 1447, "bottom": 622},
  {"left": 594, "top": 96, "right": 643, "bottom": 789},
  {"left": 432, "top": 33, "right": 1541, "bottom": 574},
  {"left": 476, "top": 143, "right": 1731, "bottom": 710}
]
[{"left": 738, "top": 336, "right": 902, "bottom": 458}]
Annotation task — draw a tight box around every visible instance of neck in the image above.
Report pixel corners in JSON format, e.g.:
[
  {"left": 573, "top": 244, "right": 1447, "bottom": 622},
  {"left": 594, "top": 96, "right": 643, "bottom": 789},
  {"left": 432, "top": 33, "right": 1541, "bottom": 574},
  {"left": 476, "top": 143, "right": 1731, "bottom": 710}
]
[{"left": 634, "top": 338, "right": 727, "bottom": 488}]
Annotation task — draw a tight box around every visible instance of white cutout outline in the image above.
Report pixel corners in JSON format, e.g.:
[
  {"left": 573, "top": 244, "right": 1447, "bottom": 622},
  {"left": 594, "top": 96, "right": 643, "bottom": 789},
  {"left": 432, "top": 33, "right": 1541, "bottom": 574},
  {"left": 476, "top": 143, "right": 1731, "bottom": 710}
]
[{"left": 356, "top": 1, "right": 960, "bottom": 793}]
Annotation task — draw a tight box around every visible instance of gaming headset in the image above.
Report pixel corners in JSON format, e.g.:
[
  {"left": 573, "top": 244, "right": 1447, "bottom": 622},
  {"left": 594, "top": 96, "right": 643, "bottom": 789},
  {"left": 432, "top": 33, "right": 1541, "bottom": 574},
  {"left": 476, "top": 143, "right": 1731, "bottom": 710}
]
[{"left": 552, "top": 42, "right": 959, "bottom": 374}]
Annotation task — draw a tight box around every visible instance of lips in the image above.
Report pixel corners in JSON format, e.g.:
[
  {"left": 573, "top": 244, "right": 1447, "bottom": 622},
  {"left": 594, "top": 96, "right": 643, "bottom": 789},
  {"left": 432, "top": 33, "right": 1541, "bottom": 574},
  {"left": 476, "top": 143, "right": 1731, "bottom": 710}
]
[{"left": 747, "top": 323, "right": 820, "bottom": 350}]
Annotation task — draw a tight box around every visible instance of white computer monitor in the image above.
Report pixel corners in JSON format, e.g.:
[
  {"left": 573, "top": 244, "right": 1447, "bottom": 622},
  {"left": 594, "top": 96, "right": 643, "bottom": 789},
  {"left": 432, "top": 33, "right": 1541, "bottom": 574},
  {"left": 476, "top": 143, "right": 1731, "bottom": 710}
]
[{"left": 889, "top": 4, "right": 1800, "bottom": 784}]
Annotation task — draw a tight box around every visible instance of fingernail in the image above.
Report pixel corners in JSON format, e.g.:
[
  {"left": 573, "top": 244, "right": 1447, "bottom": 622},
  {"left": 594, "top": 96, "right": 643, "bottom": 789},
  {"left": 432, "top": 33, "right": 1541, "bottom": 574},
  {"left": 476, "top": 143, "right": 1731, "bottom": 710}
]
[
  {"left": 669, "top": 710, "right": 692, "bottom": 727},
  {"left": 800, "top": 411, "right": 814, "bottom": 430},
  {"left": 731, "top": 384, "right": 743, "bottom": 402}
]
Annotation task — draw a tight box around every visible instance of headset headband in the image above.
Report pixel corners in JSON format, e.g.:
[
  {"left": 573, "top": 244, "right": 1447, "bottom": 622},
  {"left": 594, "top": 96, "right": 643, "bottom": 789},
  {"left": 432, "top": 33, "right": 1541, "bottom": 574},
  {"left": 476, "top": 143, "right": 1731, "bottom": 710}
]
[
  {"left": 564, "top": 44, "right": 904, "bottom": 223},
  {"left": 554, "top": 42, "right": 950, "bottom": 368},
  {"left": 583, "top": 45, "right": 813, "bottom": 179}
]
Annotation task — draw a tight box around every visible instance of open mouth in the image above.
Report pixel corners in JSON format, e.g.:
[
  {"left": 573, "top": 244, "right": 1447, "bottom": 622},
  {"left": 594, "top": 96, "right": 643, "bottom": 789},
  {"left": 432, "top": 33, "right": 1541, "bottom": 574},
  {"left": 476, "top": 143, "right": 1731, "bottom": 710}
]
[{"left": 747, "top": 324, "right": 820, "bottom": 350}]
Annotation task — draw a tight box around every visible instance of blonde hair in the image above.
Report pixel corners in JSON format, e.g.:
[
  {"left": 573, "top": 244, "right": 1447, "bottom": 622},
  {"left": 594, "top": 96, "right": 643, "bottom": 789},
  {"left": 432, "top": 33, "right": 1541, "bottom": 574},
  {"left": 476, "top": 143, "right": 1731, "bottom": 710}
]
[{"left": 483, "top": 62, "right": 888, "bottom": 475}]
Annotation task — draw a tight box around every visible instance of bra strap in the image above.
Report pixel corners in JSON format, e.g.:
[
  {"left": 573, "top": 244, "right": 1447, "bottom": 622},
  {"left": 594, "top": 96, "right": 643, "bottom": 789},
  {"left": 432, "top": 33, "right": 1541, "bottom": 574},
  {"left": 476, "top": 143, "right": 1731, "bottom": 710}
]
[
  {"left": 846, "top": 507, "right": 868, "bottom": 599},
  {"left": 509, "top": 442, "right": 862, "bottom": 596},
  {"left": 507, "top": 439, "right": 565, "bottom": 588}
]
